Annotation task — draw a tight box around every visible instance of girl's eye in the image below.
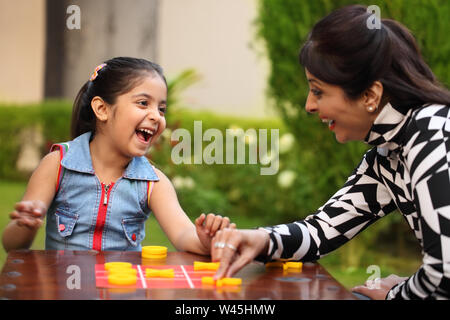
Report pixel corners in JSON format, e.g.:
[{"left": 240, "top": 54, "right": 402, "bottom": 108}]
[
  {"left": 138, "top": 100, "right": 148, "bottom": 106},
  {"left": 159, "top": 106, "right": 167, "bottom": 114}
]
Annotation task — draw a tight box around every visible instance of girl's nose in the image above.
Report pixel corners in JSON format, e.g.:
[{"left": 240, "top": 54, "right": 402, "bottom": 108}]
[
  {"left": 305, "top": 93, "right": 318, "bottom": 114},
  {"left": 147, "top": 107, "right": 162, "bottom": 121}
]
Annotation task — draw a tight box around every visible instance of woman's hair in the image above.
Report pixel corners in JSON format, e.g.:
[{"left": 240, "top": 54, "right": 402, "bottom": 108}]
[
  {"left": 71, "top": 57, "right": 167, "bottom": 139},
  {"left": 299, "top": 5, "right": 450, "bottom": 112}
]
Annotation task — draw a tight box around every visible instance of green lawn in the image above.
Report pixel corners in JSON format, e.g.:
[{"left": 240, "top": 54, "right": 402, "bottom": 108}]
[{"left": 0, "top": 180, "right": 421, "bottom": 290}]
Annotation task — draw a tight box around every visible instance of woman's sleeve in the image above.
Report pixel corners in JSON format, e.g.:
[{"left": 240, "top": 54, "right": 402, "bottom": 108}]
[
  {"left": 260, "top": 147, "right": 397, "bottom": 262},
  {"left": 386, "top": 126, "right": 450, "bottom": 300}
]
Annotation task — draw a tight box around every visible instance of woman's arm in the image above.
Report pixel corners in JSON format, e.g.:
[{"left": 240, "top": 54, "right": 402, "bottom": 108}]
[
  {"left": 2, "top": 151, "right": 59, "bottom": 252},
  {"left": 150, "top": 168, "right": 233, "bottom": 255},
  {"left": 385, "top": 125, "right": 450, "bottom": 299},
  {"left": 262, "top": 147, "right": 397, "bottom": 262},
  {"left": 211, "top": 147, "right": 398, "bottom": 278}
]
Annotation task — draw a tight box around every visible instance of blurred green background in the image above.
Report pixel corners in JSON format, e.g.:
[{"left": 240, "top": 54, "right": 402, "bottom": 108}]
[{"left": 2, "top": 0, "right": 449, "bottom": 289}]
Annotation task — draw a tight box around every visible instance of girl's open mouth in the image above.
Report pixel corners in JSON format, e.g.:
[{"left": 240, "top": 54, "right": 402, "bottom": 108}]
[{"left": 136, "top": 128, "right": 153, "bottom": 143}]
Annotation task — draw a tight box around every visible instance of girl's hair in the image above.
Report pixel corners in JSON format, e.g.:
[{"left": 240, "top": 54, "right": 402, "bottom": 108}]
[
  {"left": 71, "top": 57, "right": 167, "bottom": 139},
  {"left": 299, "top": 5, "right": 450, "bottom": 112}
]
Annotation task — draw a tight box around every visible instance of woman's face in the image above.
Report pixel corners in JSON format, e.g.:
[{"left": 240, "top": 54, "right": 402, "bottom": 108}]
[{"left": 305, "top": 69, "right": 378, "bottom": 143}]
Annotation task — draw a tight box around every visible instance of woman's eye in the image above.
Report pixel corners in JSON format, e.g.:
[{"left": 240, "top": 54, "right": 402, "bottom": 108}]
[{"left": 311, "top": 89, "right": 322, "bottom": 96}]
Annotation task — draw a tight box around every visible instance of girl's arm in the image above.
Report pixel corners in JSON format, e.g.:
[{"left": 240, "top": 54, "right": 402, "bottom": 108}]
[
  {"left": 150, "top": 168, "right": 232, "bottom": 255},
  {"left": 2, "top": 151, "right": 59, "bottom": 252}
]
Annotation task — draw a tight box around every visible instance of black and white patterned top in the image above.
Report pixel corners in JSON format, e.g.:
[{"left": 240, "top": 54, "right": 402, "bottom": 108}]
[{"left": 261, "top": 103, "right": 450, "bottom": 299}]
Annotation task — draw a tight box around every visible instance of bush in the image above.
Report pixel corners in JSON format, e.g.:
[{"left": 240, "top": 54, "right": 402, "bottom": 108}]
[{"left": 0, "top": 102, "right": 290, "bottom": 226}]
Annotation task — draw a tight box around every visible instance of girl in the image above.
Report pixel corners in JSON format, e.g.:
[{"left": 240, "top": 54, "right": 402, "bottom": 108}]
[
  {"left": 210, "top": 5, "right": 450, "bottom": 300},
  {"left": 2, "top": 57, "right": 234, "bottom": 254}
]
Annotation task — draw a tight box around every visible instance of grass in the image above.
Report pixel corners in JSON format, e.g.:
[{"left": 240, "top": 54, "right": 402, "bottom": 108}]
[{"left": 0, "top": 180, "right": 422, "bottom": 290}]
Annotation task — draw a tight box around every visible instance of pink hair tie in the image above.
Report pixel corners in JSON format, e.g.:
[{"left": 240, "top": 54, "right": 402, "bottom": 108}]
[{"left": 89, "top": 63, "right": 107, "bottom": 81}]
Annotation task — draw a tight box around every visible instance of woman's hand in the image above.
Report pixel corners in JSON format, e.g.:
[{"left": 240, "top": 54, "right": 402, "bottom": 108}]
[
  {"left": 352, "top": 274, "right": 408, "bottom": 300},
  {"left": 195, "top": 213, "right": 236, "bottom": 251},
  {"left": 10, "top": 200, "right": 47, "bottom": 230},
  {"left": 211, "top": 228, "right": 270, "bottom": 280}
]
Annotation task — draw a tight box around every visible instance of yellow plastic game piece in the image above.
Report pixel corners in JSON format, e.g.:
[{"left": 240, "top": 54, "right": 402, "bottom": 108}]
[
  {"left": 108, "top": 273, "right": 137, "bottom": 286},
  {"left": 285, "top": 262, "right": 303, "bottom": 270},
  {"left": 107, "top": 267, "right": 138, "bottom": 276},
  {"left": 201, "top": 276, "right": 242, "bottom": 287},
  {"left": 265, "top": 262, "right": 285, "bottom": 268},
  {"left": 145, "top": 268, "right": 175, "bottom": 278},
  {"left": 142, "top": 246, "right": 168, "bottom": 259},
  {"left": 201, "top": 276, "right": 215, "bottom": 285},
  {"left": 104, "top": 262, "right": 132, "bottom": 270},
  {"left": 222, "top": 278, "right": 242, "bottom": 286},
  {"left": 142, "top": 246, "right": 167, "bottom": 255},
  {"left": 193, "top": 261, "right": 220, "bottom": 271}
]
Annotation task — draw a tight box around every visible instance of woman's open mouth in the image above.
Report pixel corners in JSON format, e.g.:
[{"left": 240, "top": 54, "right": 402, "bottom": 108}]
[{"left": 322, "top": 118, "right": 336, "bottom": 131}]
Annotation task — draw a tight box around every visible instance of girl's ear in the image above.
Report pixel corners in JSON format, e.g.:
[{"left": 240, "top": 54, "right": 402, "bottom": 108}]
[
  {"left": 363, "top": 81, "right": 384, "bottom": 111},
  {"left": 91, "top": 96, "right": 109, "bottom": 122}
]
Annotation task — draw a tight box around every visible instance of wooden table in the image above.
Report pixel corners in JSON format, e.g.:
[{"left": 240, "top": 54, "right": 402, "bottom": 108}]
[{"left": 0, "top": 250, "right": 357, "bottom": 300}]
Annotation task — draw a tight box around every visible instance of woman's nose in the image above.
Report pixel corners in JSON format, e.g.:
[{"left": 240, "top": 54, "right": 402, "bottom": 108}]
[{"left": 305, "top": 94, "right": 318, "bottom": 114}]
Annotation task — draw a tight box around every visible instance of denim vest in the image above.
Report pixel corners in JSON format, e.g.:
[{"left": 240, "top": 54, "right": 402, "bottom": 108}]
[{"left": 45, "top": 132, "right": 159, "bottom": 251}]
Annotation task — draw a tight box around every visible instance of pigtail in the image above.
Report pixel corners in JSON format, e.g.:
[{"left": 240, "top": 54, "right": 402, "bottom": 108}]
[{"left": 71, "top": 81, "right": 95, "bottom": 139}]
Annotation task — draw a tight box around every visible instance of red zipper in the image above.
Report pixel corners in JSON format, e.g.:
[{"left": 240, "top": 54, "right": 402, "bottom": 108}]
[{"left": 93, "top": 182, "right": 114, "bottom": 251}]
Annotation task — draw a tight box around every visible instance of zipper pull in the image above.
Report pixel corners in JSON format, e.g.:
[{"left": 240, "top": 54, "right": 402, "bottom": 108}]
[{"left": 103, "top": 184, "right": 110, "bottom": 205}]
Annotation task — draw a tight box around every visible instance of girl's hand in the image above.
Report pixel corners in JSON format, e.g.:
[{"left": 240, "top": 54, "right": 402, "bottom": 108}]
[
  {"left": 211, "top": 228, "right": 270, "bottom": 280},
  {"left": 195, "top": 213, "right": 236, "bottom": 251},
  {"left": 352, "top": 274, "right": 408, "bottom": 300},
  {"left": 9, "top": 200, "right": 47, "bottom": 230}
]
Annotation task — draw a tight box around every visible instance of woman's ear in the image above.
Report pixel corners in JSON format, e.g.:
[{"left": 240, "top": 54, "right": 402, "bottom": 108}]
[
  {"left": 91, "top": 96, "right": 109, "bottom": 122},
  {"left": 364, "top": 81, "right": 383, "bottom": 112}
]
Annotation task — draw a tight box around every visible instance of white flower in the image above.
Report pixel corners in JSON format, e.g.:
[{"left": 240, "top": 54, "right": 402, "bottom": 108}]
[
  {"left": 277, "top": 170, "right": 296, "bottom": 188},
  {"left": 172, "top": 176, "right": 196, "bottom": 190},
  {"left": 183, "top": 177, "right": 195, "bottom": 190},
  {"left": 279, "top": 133, "right": 295, "bottom": 154},
  {"left": 162, "top": 128, "right": 172, "bottom": 140},
  {"left": 172, "top": 176, "right": 185, "bottom": 189}
]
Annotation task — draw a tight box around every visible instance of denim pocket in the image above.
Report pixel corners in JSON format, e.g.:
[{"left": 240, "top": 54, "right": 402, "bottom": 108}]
[
  {"left": 122, "top": 217, "right": 145, "bottom": 246},
  {"left": 55, "top": 208, "right": 79, "bottom": 237}
]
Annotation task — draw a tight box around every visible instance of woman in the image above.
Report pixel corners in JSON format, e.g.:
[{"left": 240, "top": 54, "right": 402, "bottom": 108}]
[{"left": 211, "top": 5, "right": 450, "bottom": 300}]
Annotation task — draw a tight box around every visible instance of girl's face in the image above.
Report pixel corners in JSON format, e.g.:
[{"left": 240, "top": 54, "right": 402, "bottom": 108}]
[
  {"left": 304, "top": 69, "right": 378, "bottom": 143},
  {"left": 106, "top": 74, "right": 167, "bottom": 158}
]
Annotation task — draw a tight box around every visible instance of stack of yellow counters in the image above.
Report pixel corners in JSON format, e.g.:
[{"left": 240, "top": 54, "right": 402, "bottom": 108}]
[
  {"left": 142, "top": 246, "right": 167, "bottom": 259},
  {"left": 105, "top": 262, "right": 137, "bottom": 286}
]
